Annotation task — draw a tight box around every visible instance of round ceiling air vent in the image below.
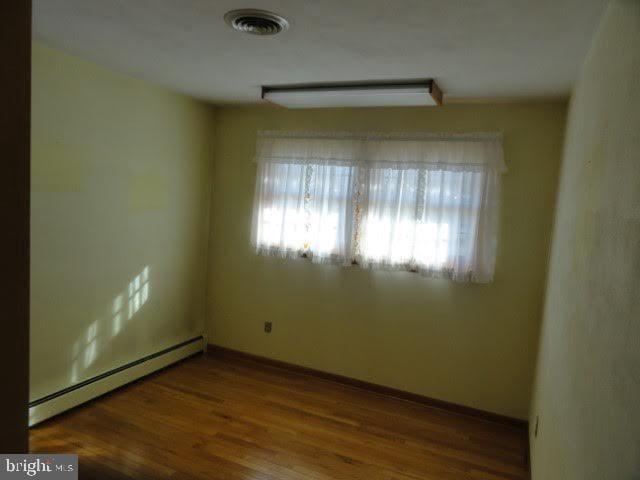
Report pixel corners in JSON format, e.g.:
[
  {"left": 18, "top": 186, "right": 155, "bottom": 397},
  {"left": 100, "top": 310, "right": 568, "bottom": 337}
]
[{"left": 224, "top": 9, "right": 289, "bottom": 36}]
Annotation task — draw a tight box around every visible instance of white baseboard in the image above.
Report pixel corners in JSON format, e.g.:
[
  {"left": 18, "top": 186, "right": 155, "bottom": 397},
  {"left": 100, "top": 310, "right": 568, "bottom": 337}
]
[{"left": 29, "top": 335, "right": 204, "bottom": 427}]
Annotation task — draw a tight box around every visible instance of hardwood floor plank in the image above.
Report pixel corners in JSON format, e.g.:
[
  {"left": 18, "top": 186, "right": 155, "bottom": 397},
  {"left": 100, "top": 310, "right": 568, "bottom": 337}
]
[{"left": 30, "top": 353, "right": 529, "bottom": 479}]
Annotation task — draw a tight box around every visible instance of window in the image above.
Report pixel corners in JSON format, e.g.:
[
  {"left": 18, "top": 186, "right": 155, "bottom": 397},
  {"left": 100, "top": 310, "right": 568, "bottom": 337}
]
[{"left": 251, "top": 132, "right": 505, "bottom": 283}]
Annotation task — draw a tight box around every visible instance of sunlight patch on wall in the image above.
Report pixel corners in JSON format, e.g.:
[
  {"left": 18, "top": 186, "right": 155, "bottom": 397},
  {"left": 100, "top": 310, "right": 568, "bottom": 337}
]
[
  {"left": 66, "top": 266, "right": 152, "bottom": 385},
  {"left": 128, "top": 266, "right": 150, "bottom": 320}
]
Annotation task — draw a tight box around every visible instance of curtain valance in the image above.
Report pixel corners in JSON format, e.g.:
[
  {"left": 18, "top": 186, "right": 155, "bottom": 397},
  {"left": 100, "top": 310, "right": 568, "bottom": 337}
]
[{"left": 255, "top": 131, "right": 506, "bottom": 173}]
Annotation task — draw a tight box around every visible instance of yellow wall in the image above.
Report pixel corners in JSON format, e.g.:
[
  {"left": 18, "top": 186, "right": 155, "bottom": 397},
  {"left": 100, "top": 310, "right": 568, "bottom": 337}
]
[
  {"left": 30, "top": 43, "right": 215, "bottom": 400},
  {"left": 530, "top": 0, "right": 640, "bottom": 477},
  {"left": 207, "top": 102, "right": 566, "bottom": 419}
]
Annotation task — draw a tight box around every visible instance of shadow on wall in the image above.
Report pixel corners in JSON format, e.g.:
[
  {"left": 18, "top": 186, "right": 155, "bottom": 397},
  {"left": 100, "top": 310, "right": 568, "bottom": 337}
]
[{"left": 67, "top": 266, "right": 151, "bottom": 385}]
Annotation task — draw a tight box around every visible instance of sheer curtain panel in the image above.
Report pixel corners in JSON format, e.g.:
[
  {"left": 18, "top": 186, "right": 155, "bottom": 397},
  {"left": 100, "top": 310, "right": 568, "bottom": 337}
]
[{"left": 251, "top": 161, "right": 356, "bottom": 264}]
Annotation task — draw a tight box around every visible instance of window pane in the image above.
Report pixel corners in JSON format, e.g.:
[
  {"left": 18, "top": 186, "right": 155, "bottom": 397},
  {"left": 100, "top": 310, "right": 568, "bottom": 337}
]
[
  {"left": 358, "top": 168, "right": 486, "bottom": 275},
  {"left": 306, "top": 164, "right": 354, "bottom": 260},
  {"left": 252, "top": 162, "right": 356, "bottom": 263},
  {"left": 359, "top": 168, "right": 420, "bottom": 265},
  {"left": 253, "top": 162, "right": 306, "bottom": 252}
]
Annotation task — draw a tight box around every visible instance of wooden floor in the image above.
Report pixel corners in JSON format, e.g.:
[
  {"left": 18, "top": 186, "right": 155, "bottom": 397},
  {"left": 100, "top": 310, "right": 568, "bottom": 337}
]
[{"left": 31, "top": 353, "right": 529, "bottom": 480}]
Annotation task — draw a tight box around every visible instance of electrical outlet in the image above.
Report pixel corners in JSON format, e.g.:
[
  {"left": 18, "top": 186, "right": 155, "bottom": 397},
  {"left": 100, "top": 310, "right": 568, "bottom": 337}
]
[
  {"left": 264, "top": 321, "right": 272, "bottom": 333},
  {"left": 534, "top": 415, "right": 539, "bottom": 437}
]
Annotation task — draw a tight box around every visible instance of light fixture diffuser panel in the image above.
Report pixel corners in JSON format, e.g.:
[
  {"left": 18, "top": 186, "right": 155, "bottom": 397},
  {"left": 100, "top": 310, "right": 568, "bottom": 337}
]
[{"left": 262, "top": 83, "right": 441, "bottom": 109}]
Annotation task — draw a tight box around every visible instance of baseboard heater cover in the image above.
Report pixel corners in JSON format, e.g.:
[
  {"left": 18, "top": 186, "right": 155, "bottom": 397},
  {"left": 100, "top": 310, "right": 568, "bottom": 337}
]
[{"left": 28, "top": 335, "right": 205, "bottom": 426}]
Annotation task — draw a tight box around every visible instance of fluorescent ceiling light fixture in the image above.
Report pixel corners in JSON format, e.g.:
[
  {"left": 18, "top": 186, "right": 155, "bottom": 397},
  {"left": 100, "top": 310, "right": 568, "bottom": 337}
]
[{"left": 262, "top": 81, "right": 443, "bottom": 109}]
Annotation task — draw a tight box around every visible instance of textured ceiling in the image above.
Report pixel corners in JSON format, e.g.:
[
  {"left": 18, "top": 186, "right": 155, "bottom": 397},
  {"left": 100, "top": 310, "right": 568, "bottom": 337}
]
[{"left": 33, "top": 0, "right": 608, "bottom": 104}]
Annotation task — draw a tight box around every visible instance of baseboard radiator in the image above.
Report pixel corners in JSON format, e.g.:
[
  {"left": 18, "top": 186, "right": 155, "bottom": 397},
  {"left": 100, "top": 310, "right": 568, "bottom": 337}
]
[{"left": 28, "top": 335, "right": 206, "bottom": 426}]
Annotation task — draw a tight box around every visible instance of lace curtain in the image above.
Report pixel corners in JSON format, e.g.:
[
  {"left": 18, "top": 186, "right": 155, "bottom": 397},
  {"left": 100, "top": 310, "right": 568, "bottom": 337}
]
[
  {"left": 251, "top": 161, "right": 356, "bottom": 264},
  {"left": 251, "top": 131, "right": 505, "bottom": 283}
]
